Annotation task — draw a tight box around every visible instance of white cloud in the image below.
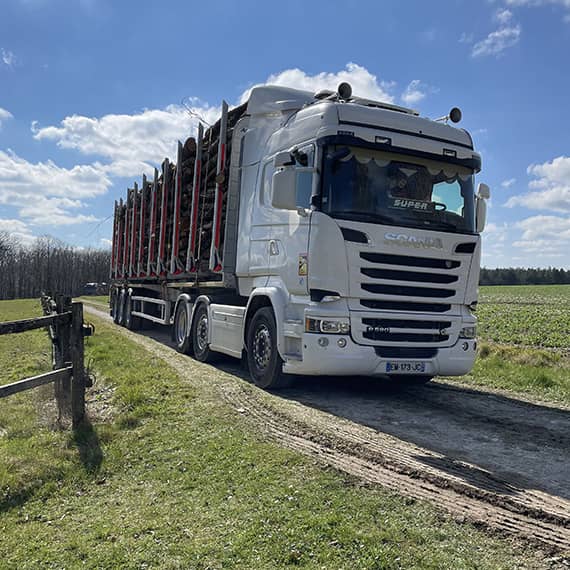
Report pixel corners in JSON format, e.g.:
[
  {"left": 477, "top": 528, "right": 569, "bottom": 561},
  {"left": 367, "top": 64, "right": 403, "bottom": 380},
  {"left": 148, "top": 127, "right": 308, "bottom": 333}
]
[
  {"left": 242, "top": 63, "right": 395, "bottom": 105},
  {"left": 401, "top": 80, "right": 427, "bottom": 106},
  {"left": 505, "top": 156, "right": 570, "bottom": 212},
  {"left": 505, "top": 0, "right": 570, "bottom": 7},
  {"left": 100, "top": 237, "right": 112, "bottom": 247},
  {"left": 510, "top": 215, "right": 570, "bottom": 261},
  {"left": 0, "top": 218, "right": 36, "bottom": 244},
  {"left": 516, "top": 215, "right": 570, "bottom": 240},
  {"left": 0, "top": 149, "right": 109, "bottom": 226},
  {"left": 472, "top": 25, "right": 521, "bottom": 57},
  {"left": 1, "top": 48, "right": 17, "bottom": 69},
  {"left": 501, "top": 177, "right": 516, "bottom": 188},
  {"left": 504, "top": 0, "right": 570, "bottom": 20},
  {"left": 0, "top": 108, "right": 13, "bottom": 129},
  {"left": 33, "top": 103, "right": 220, "bottom": 178},
  {"left": 495, "top": 8, "right": 514, "bottom": 23}
]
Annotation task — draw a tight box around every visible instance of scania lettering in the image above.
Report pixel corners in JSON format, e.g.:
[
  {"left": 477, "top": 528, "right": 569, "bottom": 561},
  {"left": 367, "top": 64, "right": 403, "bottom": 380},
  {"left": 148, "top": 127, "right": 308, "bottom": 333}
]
[{"left": 109, "top": 82, "right": 490, "bottom": 388}]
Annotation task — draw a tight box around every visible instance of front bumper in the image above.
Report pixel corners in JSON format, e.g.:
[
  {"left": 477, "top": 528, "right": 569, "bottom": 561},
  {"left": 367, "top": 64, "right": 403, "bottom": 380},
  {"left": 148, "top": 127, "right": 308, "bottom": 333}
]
[{"left": 282, "top": 333, "right": 477, "bottom": 377}]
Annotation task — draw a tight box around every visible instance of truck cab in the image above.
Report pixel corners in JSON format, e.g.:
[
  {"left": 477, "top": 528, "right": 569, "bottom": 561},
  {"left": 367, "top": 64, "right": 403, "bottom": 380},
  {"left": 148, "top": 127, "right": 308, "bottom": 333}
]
[{"left": 235, "top": 84, "right": 489, "bottom": 386}]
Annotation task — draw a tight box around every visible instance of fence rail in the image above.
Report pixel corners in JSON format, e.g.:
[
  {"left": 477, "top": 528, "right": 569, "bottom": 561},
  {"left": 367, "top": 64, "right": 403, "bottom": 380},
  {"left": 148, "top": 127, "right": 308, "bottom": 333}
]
[{"left": 0, "top": 294, "right": 92, "bottom": 428}]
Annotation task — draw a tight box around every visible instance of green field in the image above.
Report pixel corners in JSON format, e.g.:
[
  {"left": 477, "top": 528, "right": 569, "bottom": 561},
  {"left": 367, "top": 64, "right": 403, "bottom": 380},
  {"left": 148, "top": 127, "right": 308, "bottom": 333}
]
[
  {"left": 440, "top": 284, "right": 570, "bottom": 405},
  {"left": 0, "top": 299, "right": 550, "bottom": 569},
  {"left": 478, "top": 284, "right": 570, "bottom": 348}
]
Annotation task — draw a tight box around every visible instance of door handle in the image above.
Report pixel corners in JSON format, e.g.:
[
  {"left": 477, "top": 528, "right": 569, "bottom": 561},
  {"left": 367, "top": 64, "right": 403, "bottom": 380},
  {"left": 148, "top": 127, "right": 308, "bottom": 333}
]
[{"left": 269, "top": 240, "right": 279, "bottom": 256}]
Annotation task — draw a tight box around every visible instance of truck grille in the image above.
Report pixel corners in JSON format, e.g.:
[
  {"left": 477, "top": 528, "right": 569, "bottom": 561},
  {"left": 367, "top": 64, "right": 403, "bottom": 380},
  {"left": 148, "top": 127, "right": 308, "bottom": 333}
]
[
  {"left": 349, "top": 249, "right": 468, "bottom": 346},
  {"left": 358, "top": 251, "right": 462, "bottom": 311}
]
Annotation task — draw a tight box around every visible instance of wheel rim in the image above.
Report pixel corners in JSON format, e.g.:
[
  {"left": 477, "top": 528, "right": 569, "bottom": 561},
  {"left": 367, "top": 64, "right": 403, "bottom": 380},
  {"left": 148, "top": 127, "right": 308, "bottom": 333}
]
[
  {"left": 253, "top": 324, "right": 272, "bottom": 371},
  {"left": 176, "top": 306, "right": 187, "bottom": 345},
  {"left": 196, "top": 313, "right": 208, "bottom": 353}
]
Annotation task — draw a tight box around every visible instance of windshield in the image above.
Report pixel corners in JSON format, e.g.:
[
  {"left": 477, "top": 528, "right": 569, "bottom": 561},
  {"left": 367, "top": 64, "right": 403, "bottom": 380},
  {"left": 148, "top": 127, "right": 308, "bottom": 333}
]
[{"left": 321, "top": 145, "right": 476, "bottom": 234}]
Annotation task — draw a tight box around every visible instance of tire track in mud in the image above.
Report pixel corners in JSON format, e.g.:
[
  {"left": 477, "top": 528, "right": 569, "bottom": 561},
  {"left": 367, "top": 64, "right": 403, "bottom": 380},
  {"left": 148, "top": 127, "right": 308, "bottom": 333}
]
[{"left": 84, "top": 304, "right": 570, "bottom": 553}]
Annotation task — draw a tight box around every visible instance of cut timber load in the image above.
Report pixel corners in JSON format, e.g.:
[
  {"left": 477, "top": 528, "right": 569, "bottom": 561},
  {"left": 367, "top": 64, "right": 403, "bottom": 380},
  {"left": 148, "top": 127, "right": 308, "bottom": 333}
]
[{"left": 111, "top": 100, "right": 247, "bottom": 285}]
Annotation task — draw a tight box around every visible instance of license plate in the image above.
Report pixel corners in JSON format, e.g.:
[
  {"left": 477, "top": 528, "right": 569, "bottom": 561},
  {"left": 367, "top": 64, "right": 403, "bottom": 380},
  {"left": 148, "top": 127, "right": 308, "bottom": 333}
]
[{"left": 385, "top": 361, "right": 426, "bottom": 373}]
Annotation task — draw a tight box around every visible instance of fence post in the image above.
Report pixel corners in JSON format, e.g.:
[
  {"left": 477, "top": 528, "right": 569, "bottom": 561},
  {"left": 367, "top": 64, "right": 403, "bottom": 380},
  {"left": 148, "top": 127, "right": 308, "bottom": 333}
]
[
  {"left": 70, "top": 302, "right": 86, "bottom": 428},
  {"left": 53, "top": 295, "right": 72, "bottom": 419}
]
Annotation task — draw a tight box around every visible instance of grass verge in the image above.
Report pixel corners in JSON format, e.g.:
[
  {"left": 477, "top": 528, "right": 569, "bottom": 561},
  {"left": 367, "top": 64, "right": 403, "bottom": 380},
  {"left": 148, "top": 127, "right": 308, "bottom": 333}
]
[
  {"left": 445, "top": 341, "right": 570, "bottom": 407},
  {"left": 0, "top": 300, "right": 556, "bottom": 568}
]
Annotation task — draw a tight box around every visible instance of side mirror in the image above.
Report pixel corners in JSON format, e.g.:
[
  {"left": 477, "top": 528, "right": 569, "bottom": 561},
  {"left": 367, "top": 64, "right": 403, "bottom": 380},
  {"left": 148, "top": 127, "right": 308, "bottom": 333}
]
[
  {"left": 477, "top": 182, "right": 490, "bottom": 200},
  {"left": 475, "top": 183, "right": 490, "bottom": 233},
  {"left": 272, "top": 168, "right": 297, "bottom": 210},
  {"left": 274, "top": 151, "right": 294, "bottom": 168}
]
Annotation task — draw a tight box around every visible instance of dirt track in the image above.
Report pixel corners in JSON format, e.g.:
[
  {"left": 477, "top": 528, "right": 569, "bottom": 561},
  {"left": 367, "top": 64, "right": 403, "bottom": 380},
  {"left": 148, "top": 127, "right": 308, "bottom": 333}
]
[{"left": 84, "top": 303, "right": 570, "bottom": 553}]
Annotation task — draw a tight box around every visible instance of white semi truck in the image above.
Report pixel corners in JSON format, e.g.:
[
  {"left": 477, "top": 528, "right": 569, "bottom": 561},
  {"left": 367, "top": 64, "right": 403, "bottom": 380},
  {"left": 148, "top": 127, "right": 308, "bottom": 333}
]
[{"left": 109, "top": 82, "right": 490, "bottom": 389}]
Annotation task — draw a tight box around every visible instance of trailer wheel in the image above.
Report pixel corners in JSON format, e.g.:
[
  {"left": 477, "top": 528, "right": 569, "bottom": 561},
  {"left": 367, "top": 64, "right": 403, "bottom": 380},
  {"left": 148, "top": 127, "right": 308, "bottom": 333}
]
[
  {"left": 191, "top": 304, "right": 215, "bottom": 362},
  {"left": 246, "top": 307, "right": 291, "bottom": 390},
  {"left": 174, "top": 300, "right": 193, "bottom": 355},
  {"left": 117, "top": 289, "right": 127, "bottom": 326},
  {"left": 396, "top": 375, "right": 433, "bottom": 385},
  {"left": 124, "top": 293, "right": 140, "bottom": 331},
  {"left": 112, "top": 290, "right": 122, "bottom": 324}
]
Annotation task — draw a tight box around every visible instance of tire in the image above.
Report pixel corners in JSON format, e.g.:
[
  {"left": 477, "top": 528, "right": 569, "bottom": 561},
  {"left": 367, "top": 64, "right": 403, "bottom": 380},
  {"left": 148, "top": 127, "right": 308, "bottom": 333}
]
[
  {"left": 396, "top": 375, "right": 433, "bottom": 386},
  {"left": 173, "top": 300, "right": 193, "bottom": 355},
  {"left": 124, "top": 292, "right": 141, "bottom": 331},
  {"left": 112, "top": 290, "right": 121, "bottom": 324},
  {"left": 246, "top": 307, "right": 291, "bottom": 390},
  {"left": 191, "top": 304, "right": 215, "bottom": 362},
  {"left": 117, "top": 289, "right": 127, "bottom": 326}
]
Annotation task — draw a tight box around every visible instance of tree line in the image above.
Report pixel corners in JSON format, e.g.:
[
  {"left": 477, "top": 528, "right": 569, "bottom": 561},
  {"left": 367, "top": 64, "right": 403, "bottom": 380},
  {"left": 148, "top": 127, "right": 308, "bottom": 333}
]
[
  {"left": 1, "top": 231, "right": 569, "bottom": 299},
  {"left": 0, "top": 233, "right": 111, "bottom": 300},
  {"left": 479, "top": 267, "right": 570, "bottom": 286}
]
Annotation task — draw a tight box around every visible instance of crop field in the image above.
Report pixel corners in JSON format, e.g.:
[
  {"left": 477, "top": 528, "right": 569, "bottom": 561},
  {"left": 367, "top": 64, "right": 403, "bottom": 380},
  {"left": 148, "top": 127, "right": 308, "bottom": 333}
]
[
  {"left": 477, "top": 284, "right": 570, "bottom": 349},
  {"left": 444, "top": 284, "right": 570, "bottom": 405}
]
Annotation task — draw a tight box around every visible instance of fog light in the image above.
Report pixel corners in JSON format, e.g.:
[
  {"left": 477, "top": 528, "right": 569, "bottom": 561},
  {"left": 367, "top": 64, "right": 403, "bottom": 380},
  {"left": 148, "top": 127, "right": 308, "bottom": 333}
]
[
  {"left": 318, "top": 337, "right": 329, "bottom": 347},
  {"left": 337, "top": 338, "right": 347, "bottom": 348},
  {"left": 462, "top": 342, "right": 469, "bottom": 351}
]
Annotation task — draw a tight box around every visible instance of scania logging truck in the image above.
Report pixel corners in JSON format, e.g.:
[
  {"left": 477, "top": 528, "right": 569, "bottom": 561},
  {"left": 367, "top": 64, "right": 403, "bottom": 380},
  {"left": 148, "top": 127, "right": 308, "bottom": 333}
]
[{"left": 110, "top": 82, "right": 490, "bottom": 389}]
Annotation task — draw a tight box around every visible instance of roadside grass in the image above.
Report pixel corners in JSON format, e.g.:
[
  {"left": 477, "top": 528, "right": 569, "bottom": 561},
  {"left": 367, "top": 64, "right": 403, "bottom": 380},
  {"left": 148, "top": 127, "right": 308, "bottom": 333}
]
[
  {"left": 81, "top": 294, "right": 109, "bottom": 306},
  {"left": 0, "top": 302, "right": 549, "bottom": 569},
  {"left": 0, "top": 299, "right": 66, "bottom": 512},
  {"left": 445, "top": 342, "right": 570, "bottom": 406}
]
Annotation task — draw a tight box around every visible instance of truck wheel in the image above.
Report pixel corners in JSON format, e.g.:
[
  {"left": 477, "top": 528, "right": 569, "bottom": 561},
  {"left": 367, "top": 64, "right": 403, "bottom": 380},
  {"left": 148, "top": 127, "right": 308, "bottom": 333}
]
[
  {"left": 117, "top": 289, "right": 127, "bottom": 326},
  {"left": 246, "top": 307, "right": 291, "bottom": 390},
  {"left": 124, "top": 292, "right": 141, "bottom": 331},
  {"left": 191, "top": 304, "right": 215, "bottom": 362},
  {"left": 396, "top": 375, "right": 433, "bottom": 385},
  {"left": 112, "top": 291, "right": 122, "bottom": 324},
  {"left": 174, "top": 301, "right": 193, "bottom": 355}
]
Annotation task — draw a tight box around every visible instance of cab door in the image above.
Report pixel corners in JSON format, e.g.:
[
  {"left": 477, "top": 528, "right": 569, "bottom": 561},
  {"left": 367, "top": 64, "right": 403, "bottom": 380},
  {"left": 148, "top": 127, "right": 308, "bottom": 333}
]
[{"left": 269, "top": 144, "right": 315, "bottom": 296}]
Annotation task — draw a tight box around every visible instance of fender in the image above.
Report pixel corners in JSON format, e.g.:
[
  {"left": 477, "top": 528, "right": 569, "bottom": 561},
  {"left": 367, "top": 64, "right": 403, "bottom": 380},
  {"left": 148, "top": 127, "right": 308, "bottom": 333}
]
[
  {"left": 190, "top": 294, "right": 213, "bottom": 342},
  {"left": 244, "top": 286, "right": 289, "bottom": 357},
  {"left": 172, "top": 292, "right": 193, "bottom": 334}
]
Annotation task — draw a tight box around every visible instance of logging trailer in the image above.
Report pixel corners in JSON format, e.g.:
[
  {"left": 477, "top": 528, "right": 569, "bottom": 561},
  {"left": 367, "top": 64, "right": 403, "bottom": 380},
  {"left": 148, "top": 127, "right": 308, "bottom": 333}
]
[{"left": 109, "top": 82, "right": 490, "bottom": 388}]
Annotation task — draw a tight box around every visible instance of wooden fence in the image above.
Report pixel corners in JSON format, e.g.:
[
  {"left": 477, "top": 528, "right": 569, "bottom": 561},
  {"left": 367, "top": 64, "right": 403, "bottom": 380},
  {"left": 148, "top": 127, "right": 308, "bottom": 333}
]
[{"left": 0, "top": 294, "right": 93, "bottom": 428}]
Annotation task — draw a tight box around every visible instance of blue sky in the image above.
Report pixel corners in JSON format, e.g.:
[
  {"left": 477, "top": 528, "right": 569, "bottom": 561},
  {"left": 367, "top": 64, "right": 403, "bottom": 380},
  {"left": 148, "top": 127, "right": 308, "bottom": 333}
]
[{"left": 1, "top": 0, "right": 569, "bottom": 268}]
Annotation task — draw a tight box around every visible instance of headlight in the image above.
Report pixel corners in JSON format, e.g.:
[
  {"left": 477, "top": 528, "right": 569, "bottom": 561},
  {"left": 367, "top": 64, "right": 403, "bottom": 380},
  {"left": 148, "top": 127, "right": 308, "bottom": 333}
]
[
  {"left": 305, "top": 318, "right": 350, "bottom": 334},
  {"left": 459, "top": 326, "right": 477, "bottom": 339}
]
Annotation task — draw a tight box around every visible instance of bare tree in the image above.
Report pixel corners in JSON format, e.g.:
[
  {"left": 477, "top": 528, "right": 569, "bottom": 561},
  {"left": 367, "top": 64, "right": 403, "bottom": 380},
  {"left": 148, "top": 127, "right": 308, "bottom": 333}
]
[{"left": 0, "top": 234, "right": 111, "bottom": 300}]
